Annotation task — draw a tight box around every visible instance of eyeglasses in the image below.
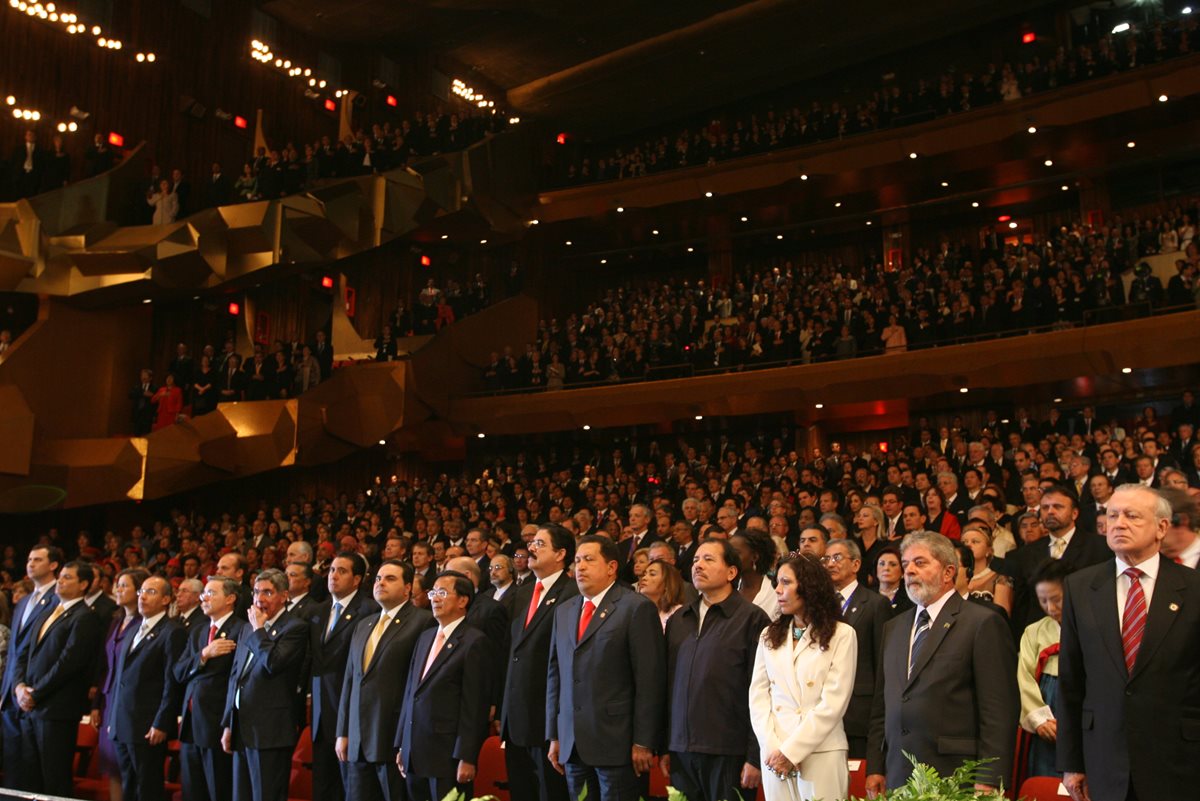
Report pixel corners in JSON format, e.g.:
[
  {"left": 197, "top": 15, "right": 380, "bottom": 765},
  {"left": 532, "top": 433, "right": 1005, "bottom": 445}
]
[
  {"left": 426, "top": 588, "right": 455, "bottom": 600},
  {"left": 136, "top": 587, "right": 162, "bottom": 596},
  {"left": 487, "top": 565, "right": 506, "bottom": 572},
  {"left": 819, "top": 554, "right": 847, "bottom": 565},
  {"left": 251, "top": 588, "right": 278, "bottom": 597}
]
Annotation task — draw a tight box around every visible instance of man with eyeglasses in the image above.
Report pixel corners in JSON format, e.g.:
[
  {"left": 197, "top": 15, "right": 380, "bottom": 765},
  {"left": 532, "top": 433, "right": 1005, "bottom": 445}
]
[
  {"left": 175, "top": 577, "right": 246, "bottom": 801},
  {"left": 502, "top": 525, "right": 578, "bottom": 801},
  {"left": 221, "top": 568, "right": 310, "bottom": 801},
  {"left": 310, "top": 552, "right": 379, "bottom": 801},
  {"left": 108, "top": 575, "right": 186, "bottom": 801},
  {"left": 337, "top": 559, "right": 434, "bottom": 801},
  {"left": 822, "top": 539, "right": 890, "bottom": 760},
  {"left": 488, "top": 555, "right": 518, "bottom": 618},
  {"left": 396, "top": 571, "right": 490, "bottom": 801}
]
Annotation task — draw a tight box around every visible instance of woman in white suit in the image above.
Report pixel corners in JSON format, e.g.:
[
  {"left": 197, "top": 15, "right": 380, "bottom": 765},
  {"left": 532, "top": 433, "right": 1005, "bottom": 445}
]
[{"left": 750, "top": 553, "right": 857, "bottom": 801}]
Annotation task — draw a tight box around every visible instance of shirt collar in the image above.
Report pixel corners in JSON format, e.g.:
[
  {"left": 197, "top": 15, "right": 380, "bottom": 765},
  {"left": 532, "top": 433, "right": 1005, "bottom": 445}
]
[
  {"left": 140, "top": 611, "right": 167, "bottom": 631},
  {"left": 211, "top": 612, "right": 233, "bottom": 630},
  {"left": 379, "top": 601, "right": 406, "bottom": 622},
  {"left": 585, "top": 581, "right": 615, "bottom": 607},
  {"left": 916, "top": 588, "right": 955, "bottom": 625},
  {"left": 58, "top": 596, "right": 84, "bottom": 611},
  {"left": 536, "top": 569, "right": 564, "bottom": 592},
  {"left": 438, "top": 615, "right": 466, "bottom": 638},
  {"left": 839, "top": 580, "right": 860, "bottom": 603},
  {"left": 1115, "top": 552, "right": 1161, "bottom": 580}
]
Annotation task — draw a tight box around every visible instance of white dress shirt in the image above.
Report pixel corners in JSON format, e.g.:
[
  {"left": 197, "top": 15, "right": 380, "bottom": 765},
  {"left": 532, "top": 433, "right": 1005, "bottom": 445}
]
[{"left": 1115, "top": 553, "right": 1160, "bottom": 626}]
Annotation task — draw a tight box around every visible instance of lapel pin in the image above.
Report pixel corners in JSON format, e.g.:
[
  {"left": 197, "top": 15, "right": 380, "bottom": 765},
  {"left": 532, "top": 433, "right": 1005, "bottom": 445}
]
[
  {"left": 270, "top": 629, "right": 277, "bottom": 636},
  {"left": 943, "top": 622, "right": 951, "bottom": 628},
  {"left": 446, "top": 642, "right": 454, "bottom": 649},
  {"left": 547, "top": 598, "right": 556, "bottom": 605},
  {"left": 1170, "top": 603, "right": 1180, "bottom": 612},
  {"left": 599, "top": 611, "right": 607, "bottom": 619},
  {"left": 851, "top": 607, "right": 858, "bottom": 614},
  {"left": 219, "top": 632, "right": 227, "bottom": 639}
]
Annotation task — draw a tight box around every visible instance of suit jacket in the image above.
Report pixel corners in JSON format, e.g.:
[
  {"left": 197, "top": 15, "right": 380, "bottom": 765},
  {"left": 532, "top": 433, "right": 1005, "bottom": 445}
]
[
  {"left": 396, "top": 621, "right": 490, "bottom": 777},
  {"left": 107, "top": 616, "right": 186, "bottom": 743},
  {"left": 866, "top": 592, "right": 1018, "bottom": 788},
  {"left": 618, "top": 532, "right": 663, "bottom": 583},
  {"left": 841, "top": 585, "right": 892, "bottom": 741},
  {"left": 287, "top": 594, "right": 323, "bottom": 625},
  {"left": 749, "top": 622, "right": 857, "bottom": 767},
  {"left": 1056, "top": 558, "right": 1200, "bottom": 801},
  {"left": 545, "top": 583, "right": 666, "bottom": 765},
  {"left": 174, "top": 615, "right": 249, "bottom": 749},
  {"left": 1011, "top": 531, "right": 1112, "bottom": 633},
  {"left": 88, "top": 593, "right": 119, "bottom": 626},
  {"left": 501, "top": 572, "right": 578, "bottom": 747},
  {"left": 0, "top": 587, "right": 57, "bottom": 714},
  {"left": 336, "top": 603, "right": 434, "bottom": 763},
  {"left": 464, "top": 589, "right": 511, "bottom": 708},
  {"left": 676, "top": 540, "right": 699, "bottom": 581},
  {"left": 14, "top": 600, "right": 103, "bottom": 720},
  {"left": 310, "top": 591, "right": 379, "bottom": 742},
  {"left": 222, "top": 612, "right": 309, "bottom": 750},
  {"left": 489, "top": 583, "right": 520, "bottom": 621}
]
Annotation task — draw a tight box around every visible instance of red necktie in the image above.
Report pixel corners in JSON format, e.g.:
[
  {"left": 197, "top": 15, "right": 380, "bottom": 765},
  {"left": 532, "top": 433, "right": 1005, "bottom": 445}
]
[
  {"left": 1121, "top": 567, "right": 1147, "bottom": 675},
  {"left": 208, "top": 624, "right": 218, "bottom": 645},
  {"left": 1175, "top": 557, "right": 1184, "bottom": 565},
  {"left": 524, "top": 581, "right": 543, "bottom": 629},
  {"left": 577, "top": 599, "right": 595, "bottom": 642}
]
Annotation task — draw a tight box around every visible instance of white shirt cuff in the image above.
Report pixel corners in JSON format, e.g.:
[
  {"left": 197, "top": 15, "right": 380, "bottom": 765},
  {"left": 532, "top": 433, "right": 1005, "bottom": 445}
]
[{"left": 1021, "top": 705, "right": 1054, "bottom": 732}]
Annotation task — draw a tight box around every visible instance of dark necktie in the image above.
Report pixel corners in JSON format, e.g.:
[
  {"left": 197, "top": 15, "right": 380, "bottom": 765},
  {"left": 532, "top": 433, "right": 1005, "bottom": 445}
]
[{"left": 909, "top": 609, "right": 932, "bottom": 677}]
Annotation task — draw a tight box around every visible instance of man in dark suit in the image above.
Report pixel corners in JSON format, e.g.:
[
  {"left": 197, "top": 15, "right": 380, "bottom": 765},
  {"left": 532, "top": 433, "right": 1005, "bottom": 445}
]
[
  {"left": 312, "top": 330, "right": 334, "bottom": 384},
  {"left": 866, "top": 531, "right": 1018, "bottom": 795},
  {"left": 546, "top": 534, "right": 666, "bottom": 801},
  {"left": 205, "top": 162, "right": 232, "bottom": 208},
  {"left": 86, "top": 577, "right": 120, "bottom": 624},
  {"left": 10, "top": 129, "right": 45, "bottom": 199},
  {"left": 218, "top": 355, "right": 246, "bottom": 404},
  {"left": 824, "top": 538, "right": 891, "bottom": 759},
  {"left": 447, "top": 556, "right": 510, "bottom": 711},
  {"left": 174, "top": 576, "right": 247, "bottom": 801},
  {"left": 107, "top": 575, "right": 187, "bottom": 801},
  {"left": 12, "top": 560, "right": 103, "bottom": 797},
  {"left": 501, "top": 524, "right": 578, "bottom": 801},
  {"left": 175, "top": 578, "right": 204, "bottom": 631},
  {"left": 310, "top": 552, "right": 379, "bottom": 801},
  {"left": 664, "top": 538, "right": 769, "bottom": 799},
  {"left": 395, "top": 570, "right": 490, "bottom": 801},
  {"left": 221, "top": 568, "right": 309, "bottom": 801},
  {"left": 1057, "top": 485, "right": 1200, "bottom": 801},
  {"left": 284, "top": 562, "right": 322, "bottom": 622},
  {"left": 0, "top": 545, "right": 61, "bottom": 790},
  {"left": 336, "top": 559, "right": 434, "bottom": 801},
  {"left": 130, "top": 368, "right": 157, "bottom": 435},
  {"left": 618, "top": 504, "right": 661, "bottom": 583}
]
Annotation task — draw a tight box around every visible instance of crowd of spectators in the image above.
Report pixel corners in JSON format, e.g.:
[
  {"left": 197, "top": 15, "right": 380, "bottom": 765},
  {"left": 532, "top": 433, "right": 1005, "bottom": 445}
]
[
  {"left": 555, "top": 16, "right": 1198, "bottom": 186},
  {"left": 484, "top": 199, "right": 1200, "bottom": 392},
  {"left": 2, "top": 130, "right": 120, "bottom": 201}
]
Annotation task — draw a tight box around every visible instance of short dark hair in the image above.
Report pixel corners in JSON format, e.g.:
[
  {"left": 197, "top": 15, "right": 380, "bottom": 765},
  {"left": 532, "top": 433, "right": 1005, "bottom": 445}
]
[
  {"left": 1031, "top": 558, "right": 1071, "bottom": 588},
  {"left": 63, "top": 560, "right": 95, "bottom": 594},
  {"left": 697, "top": 537, "right": 742, "bottom": 581},
  {"left": 577, "top": 533, "right": 620, "bottom": 565},
  {"left": 1041, "top": 483, "right": 1079, "bottom": 509},
  {"left": 378, "top": 558, "right": 414, "bottom": 584},
  {"left": 334, "top": 550, "right": 367, "bottom": 578},
  {"left": 434, "top": 570, "right": 475, "bottom": 609},
  {"left": 538, "top": 523, "right": 576, "bottom": 564},
  {"left": 411, "top": 541, "right": 432, "bottom": 558},
  {"left": 31, "top": 545, "right": 64, "bottom": 573}
]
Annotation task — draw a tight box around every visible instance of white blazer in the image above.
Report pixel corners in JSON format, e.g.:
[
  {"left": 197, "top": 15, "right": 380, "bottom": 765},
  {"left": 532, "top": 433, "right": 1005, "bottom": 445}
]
[{"left": 749, "top": 620, "right": 857, "bottom": 766}]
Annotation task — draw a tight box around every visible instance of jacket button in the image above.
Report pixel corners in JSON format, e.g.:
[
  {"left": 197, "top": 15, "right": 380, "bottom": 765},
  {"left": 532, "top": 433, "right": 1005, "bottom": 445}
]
[{"left": 902, "top": 695, "right": 909, "bottom": 703}]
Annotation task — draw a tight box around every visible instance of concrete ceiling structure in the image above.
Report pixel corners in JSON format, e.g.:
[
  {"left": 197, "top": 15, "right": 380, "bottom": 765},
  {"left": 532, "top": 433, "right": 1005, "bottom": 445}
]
[{"left": 261, "top": 0, "right": 1068, "bottom": 135}]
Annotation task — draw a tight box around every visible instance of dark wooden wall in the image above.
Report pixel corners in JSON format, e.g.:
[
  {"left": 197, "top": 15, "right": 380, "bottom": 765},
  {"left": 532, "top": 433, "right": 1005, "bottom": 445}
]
[{"left": 0, "top": 0, "right": 435, "bottom": 199}]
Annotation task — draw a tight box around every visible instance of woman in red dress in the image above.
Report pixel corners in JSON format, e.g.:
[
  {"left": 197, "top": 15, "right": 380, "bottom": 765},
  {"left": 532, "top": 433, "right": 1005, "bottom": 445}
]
[{"left": 151, "top": 373, "right": 184, "bottom": 430}]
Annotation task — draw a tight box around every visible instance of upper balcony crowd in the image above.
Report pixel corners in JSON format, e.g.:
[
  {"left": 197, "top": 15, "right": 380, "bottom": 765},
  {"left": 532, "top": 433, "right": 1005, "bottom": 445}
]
[{"left": 553, "top": 15, "right": 1198, "bottom": 187}]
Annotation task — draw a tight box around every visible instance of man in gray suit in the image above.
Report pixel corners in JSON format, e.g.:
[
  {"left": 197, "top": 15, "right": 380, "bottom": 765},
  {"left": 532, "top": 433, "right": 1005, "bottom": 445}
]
[
  {"left": 865, "top": 531, "right": 1018, "bottom": 795},
  {"left": 336, "top": 559, "right": 434, "bottom": 801},
  {"left": 546, "top": 535, "right": 666, "bottom": 801}
]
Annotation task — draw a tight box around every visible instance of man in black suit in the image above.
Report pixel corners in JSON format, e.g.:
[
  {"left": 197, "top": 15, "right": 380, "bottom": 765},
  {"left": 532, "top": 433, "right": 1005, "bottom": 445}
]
[
  {"left": 130, "top": 368, "right": 157, "bottom": 435},
  {"left": 669, "top": 521, "right": 699, "bottom": 581},
  {"left": 1057, "top": 485, "right": 1200, "bottom": 801},
  {"left": 336, "top": 560, "right": 434, "bottom": 801},
  {"left": 824, "top": 538, "right": 891, "bottom": 759},
  {"left": 664, "top": 539, "right": 769, "bottom": 799},
  {"left": 175, "top": 578, "right": 204, "bottom": 631},
  {"left": 447, "top": 556, "right": 510, "bottom": 710},
  {"left": 218, "top": 355, "right": 246, "bottom": 404},
  {"left": 395, "top": 570, "right": 490, "bottom": 801},
  {"left": 618, "top": 504, "right": 660, "bottom": 582},
  {"left": 284, "top": 562, "right": 322, "bottom": 622},
  {"left": 465, "top": 528, "right": 492, "bottom": 576},
  {"left": 10, "top": 129, "right": 44, "bottom": 199},
  {"left": 546, "top": 535, "right": 666, "bottom": 801},
  {"left": 85, "top": 575, "right": 119, "bottom": 624},
  {"left": 865, "top": 531, "right": 1018, "bottom": 795},
  {"left": 205, "top": 162, "right": 232, "bottom": 208},
  {"left": 171, "top": 168, "right": 192, "bottom": 217},
  {"left": 13, "top": 560, "right": 103, "bottom": 797},
  {"left": 175, "top": 576, "right": 247, "bottom": 801},
  {"left": 216, "top": 552, "right": 253, "bottom": 615},
  {"left": 107, "top": 575, "right": 187, "bottom": 801},
  {"left": 310, "top": 552, "right": 379, "bottom": 801},
  {"left": 312, "top": 330, "right": 334, "bottom": 382},
  {"left": 221, "top": 568, "right": 309, "bottom": 801},
  {"left": 501, "top": 524, "right": 578, "bottom": 801},
  {"left": 0, "top": 545, "right": 61, "bottom": 790}
]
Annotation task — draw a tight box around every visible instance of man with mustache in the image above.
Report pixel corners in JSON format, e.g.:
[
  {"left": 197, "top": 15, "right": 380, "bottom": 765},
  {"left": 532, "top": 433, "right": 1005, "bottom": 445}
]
[{"left": 865, "top": 530, "right": 1018, "bottom": 797}]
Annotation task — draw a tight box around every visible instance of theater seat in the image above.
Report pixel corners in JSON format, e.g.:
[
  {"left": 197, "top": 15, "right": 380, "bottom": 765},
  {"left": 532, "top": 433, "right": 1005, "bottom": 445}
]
[
  {"left": 288, "top": 728, "right": 314, "bottom": 801},
  {"left": 848, "top": 758, "right": 867, "bottom": 799},
  {"left": 475, "top": 735, "right": 509, "bottom": 800},
  {"left": 1018, "top": 776, "right": 1070, "bottom": 801},
  {"left": 648, "top": 755, "right": 668, "bottom": 798},
  {"left": 72, "top": 721, "right": 110, "bottom": 801}
]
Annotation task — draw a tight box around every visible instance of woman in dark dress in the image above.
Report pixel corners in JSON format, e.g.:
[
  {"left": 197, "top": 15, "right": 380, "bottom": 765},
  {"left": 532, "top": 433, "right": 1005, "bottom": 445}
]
[
  {"left": 191, "top": 355, "right": 216, "bottom": 416},
  {"left": 90, "top": 567, "right": 148, "bottom": 801}
]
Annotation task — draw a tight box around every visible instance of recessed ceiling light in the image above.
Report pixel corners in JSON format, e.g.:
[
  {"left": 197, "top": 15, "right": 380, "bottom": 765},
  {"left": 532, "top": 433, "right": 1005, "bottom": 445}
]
[
  {"left": 800, "top": 174, "right": 808, "bottom": 180},
  {"left": 776, "top": 234, "right": 784, "bottom": 240},
  {"left": 616, "top": 206, "right": 624, "bottom": 213},
  {"left": 704, "top": 191, "right": 713, "bottom": 198},
  {"left": 971, "top": 202, "right": 980, "bottom": 208},
  {"left": 1027, "top": 126, "right": 1037, "bottom": 134},
  {"left": 687, "top": 247, "right": 694, "bottom": 252},
  {"left": 652, "top": 229, "right": 659, "bottom": 235},
  {"left": 959, "top": 387, "right": 969, "bottom": 393},
  {"left": 479, "top": 239, "right": 487, "bottom": 244},
  {"left": 815, "top": 403, "right": 824, "bottom": 409},
  {"left": 1009, "top": 221, "right": 1018, "bottom": 229},
  {"left": 1044, "top": 159, "right": 1054, "bottom": 167},
  {"left": 740, "top": 216, "right": 748, "bottom": 222},
  {"left": 142, "top": 298, "right": 152, "bottom": 304},
  {"left": 1054, "top": 397, "right": 1063, "bottom": 403},
  {"left": 529, "top": 219, "right": 539, "bottom": 225},
  {"left": 1122, "top": 367, "right": 1132, "bottom": 374},
  {"left": 582, "top": 425, "right": 591, "bottom": 431},
  {"left": 565, "top": 240, "right": 572, "bottom": 246},
  {"left": 441, "top": 234, "right": 448, "bottom": 239},
  {"left": 694, "top": 415, "right": 703, "bottom": 420},
  {"left": 908, "top": 152, "right": 918, "bottom": 159},
  {"left": 1061, "top": 185, "right": 1070, "bottom": 191},
  {"left": 940, "top": 181, "right": 949, "bottom": 187},
  {"left": 477, "top": 432, "right": 486, "bottom": 438},
  {"left": 866, "top": 221, "right": 873, "bottom": 226},
  {"left": 600, "top": 259, "right": 607, "bottom": 264},
  {"left": 1159, "top": 94, "right": 1169, "bottom": 102},
  {"left": 378, "top": 440, "right": 386, "bottom": 445},
  {"left": 834, "top": 201, "right": 842, "bottom": 208},
  {"left": 1126, "top": 141, "right": 1136, "bottom": 148}
]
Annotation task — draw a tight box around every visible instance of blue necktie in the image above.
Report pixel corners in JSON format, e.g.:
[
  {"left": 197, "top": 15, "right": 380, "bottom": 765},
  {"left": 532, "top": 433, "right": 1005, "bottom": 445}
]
[{"left": 909, "top": 609, "right": 932, "bottom": 677}]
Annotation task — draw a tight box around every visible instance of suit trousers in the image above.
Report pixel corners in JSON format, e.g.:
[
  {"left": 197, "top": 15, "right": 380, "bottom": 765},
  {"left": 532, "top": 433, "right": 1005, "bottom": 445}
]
[
  {"left": 505, "top": 742, "right": 569, "bottom": 801},
  {"left": 19, "top": 715, "right": 76, "bottom": 797},
  {"left": 0, "top": 707, "right": 24, "bottom": 789},
  {"left": 233, "top": 747, "right": 293, "bottom": 801},
  {"left": 312, "top": 734, "right": 346, "bottom": 801},
  {"left": 343, "top": 758, "right": 407, "bottom": 801},
  {"left": 669, "top": 751, "right": 746, "bottom": 801},
  {"left": 114, "top": 738, "right": 167, "bottom": 801},
  {"left": 847, "top": 734, "right": 868, "bottom": 760},
  {"left": 565, "top": 758, "right": 643, "bottom": 801},
  {"left": 180, "top": 742, "right": 232, "bottom": 801},
  {"left": 405, "top": 774, "right": 469, "bottom": 801}
]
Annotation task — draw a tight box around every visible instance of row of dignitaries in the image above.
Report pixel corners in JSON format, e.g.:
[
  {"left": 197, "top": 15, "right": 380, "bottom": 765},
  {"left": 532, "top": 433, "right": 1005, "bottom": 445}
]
[{"left": 2, "top": 485, "right": 1197, "bottom": 801}]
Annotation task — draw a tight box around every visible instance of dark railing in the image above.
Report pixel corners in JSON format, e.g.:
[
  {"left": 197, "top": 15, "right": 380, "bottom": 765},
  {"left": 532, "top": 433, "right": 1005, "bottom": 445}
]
[{"left": 462, "top": 301, "right": 1195, "bottom": 398}]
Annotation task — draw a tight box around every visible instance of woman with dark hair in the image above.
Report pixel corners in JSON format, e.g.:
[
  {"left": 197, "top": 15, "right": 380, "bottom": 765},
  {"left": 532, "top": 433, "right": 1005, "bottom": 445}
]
[
  {"left": 874, "top": 545, "right": 913, "bottom": 614},
  {"left": 1016, "top": 560, "right": 1069, "bottom": 783},
  {"left": 91, "top": 566, "right": 150, "bottom": 801},
  {"left": 923, "top": 485, "right": 961, "bottom": 540},
  {"left": 732, "top": 529, "right": 781, "bottom": 620},
  {"left": 749, "top": 554, "right": 857, "bottom": 801},
  {"left": 638, "top": 559, "right": 685, "bottom": 630}
]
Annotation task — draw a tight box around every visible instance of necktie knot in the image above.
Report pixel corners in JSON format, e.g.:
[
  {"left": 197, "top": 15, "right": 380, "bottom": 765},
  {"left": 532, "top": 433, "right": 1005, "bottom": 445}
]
[
  {"left": 916, "top": 609, "right": 931, "bottom": 628},
  {"left": 1124, "top": 567, "right": 1144, "bottom": 580}
]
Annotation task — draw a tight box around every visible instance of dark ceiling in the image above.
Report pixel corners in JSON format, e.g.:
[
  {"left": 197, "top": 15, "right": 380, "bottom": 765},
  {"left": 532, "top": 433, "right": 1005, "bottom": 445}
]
[{"left": 262, "top": 0, "right": 1069, "bottom": 136}]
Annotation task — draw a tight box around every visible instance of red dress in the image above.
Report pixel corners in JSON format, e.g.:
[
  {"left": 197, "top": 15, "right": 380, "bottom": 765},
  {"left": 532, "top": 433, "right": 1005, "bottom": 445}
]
[{"left": 151, "top": 385, "right": 183, "bottom": 430}]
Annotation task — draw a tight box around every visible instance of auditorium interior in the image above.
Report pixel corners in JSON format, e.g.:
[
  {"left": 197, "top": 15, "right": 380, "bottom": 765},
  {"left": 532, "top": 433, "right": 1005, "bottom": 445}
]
[{"left": 0, "top": 0, "right": 1198, "bottom": 800}]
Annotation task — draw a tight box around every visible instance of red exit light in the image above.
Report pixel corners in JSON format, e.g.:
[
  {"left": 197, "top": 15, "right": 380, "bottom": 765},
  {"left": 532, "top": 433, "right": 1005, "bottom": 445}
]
[
  {"left": 324, "top": 99, "right": 336, "bottom": 112},
  {"left": 997, "top": 215, "right": 1012, "bottom": 223},
  {"left": 227, "top": 302, "right": 240, "bottom": 316},
  {"left": 234, "top": 115, "right": 248, "bottom": 129},
  {"left": 320, "top": 275, "right": 334, "bottom": 289},
  {"left": 1022, "top": 32, "right": 1037, "bottom": 44},
  {"left": 386, "top": 95, "right": 398, "bottom": 107},
  {"left": 420, "top": 255, "right": 431, "bottom": 267},
  {"left": 556, "top": 132, "right": 568, "bottom": 145},
  {"left": 108, "top": 132, "right": 124, "bottom": 147}
]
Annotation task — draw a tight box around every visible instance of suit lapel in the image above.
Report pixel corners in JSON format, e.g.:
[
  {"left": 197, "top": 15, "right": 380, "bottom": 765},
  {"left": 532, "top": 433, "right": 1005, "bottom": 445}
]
[
  {"left": 364, "top": 606, "right": 409, "bottom": 676},
  {"left": 32, "top": 601, "right": 78, "bottom": 653},
  {"left": 417, "top": 623, "right": 464, "bottom": 687},
  {"left": 905, "top": 593, "right": 962, "bottom": 689},
  {"left": 1130, "top": 561, "right": 1187, "bottom": 680},
  {"left": 127, "top": 616, "right": 166, "bottom": 660},
  {"left": 576, "top": 586, "right": 620, "bottom": 648},
  {"left": 327, "top": 596, "right": 360, "bottom": 641},
  {"left": 1086, "top": 567, "right": 1126, "bottom": 677},
  {"left": 516, "top": 575, "right": 568, "bottom": 646}
]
